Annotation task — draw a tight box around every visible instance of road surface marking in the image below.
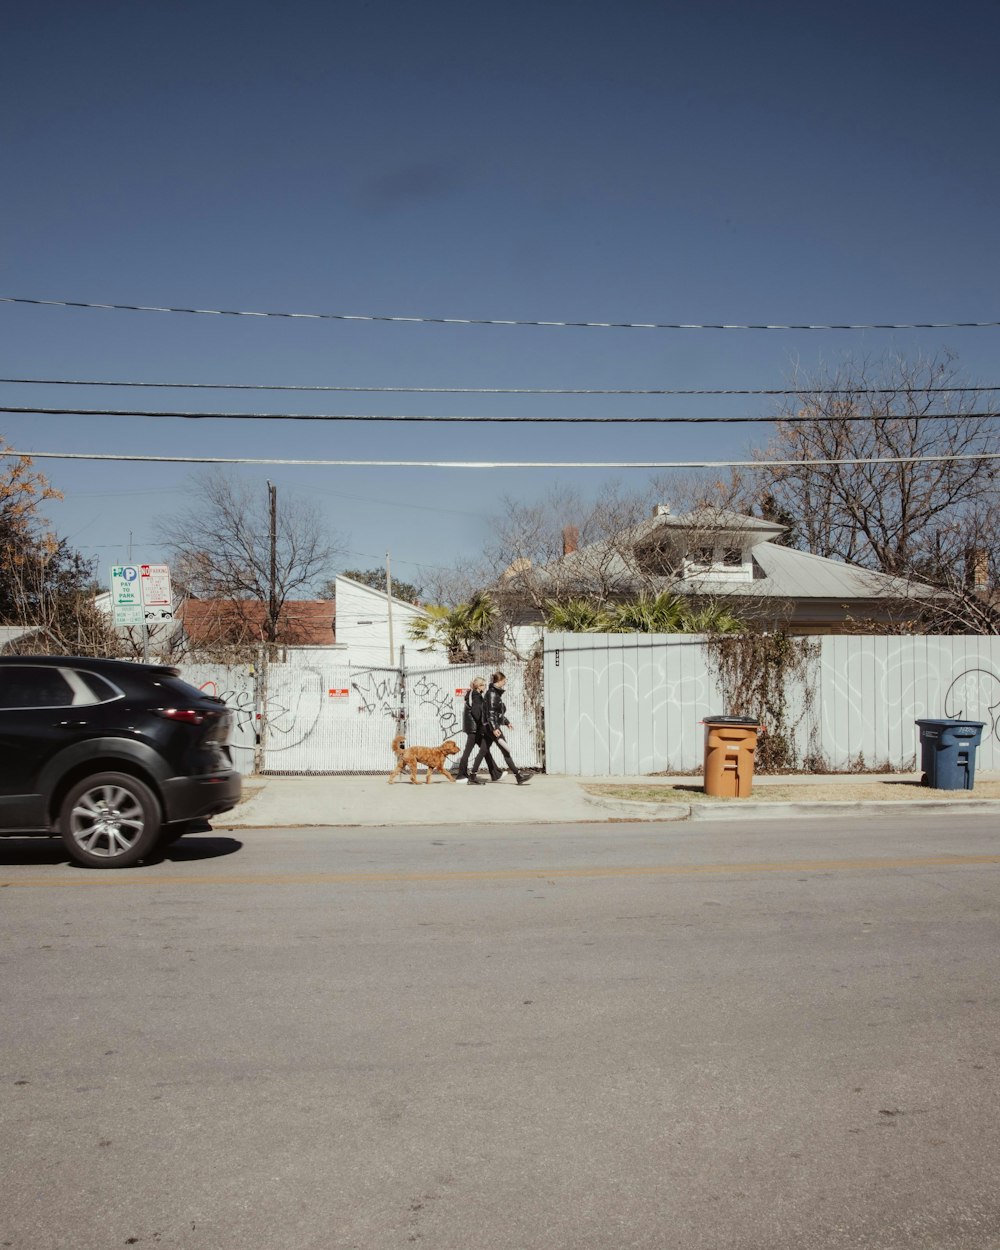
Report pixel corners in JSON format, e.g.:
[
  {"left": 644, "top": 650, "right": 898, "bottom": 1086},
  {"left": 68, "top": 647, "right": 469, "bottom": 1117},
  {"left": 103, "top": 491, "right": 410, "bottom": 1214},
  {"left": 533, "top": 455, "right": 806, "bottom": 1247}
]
[{"left": 2, "top": 853, "right": 1000, "bottom": 889}]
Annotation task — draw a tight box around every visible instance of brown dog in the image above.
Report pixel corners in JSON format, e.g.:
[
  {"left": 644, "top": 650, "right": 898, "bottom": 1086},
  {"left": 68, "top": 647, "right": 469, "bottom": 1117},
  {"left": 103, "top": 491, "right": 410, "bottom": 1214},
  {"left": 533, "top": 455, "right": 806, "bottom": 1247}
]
[{"left": 388, "top": 733, "right": 460, "bottom": 784}]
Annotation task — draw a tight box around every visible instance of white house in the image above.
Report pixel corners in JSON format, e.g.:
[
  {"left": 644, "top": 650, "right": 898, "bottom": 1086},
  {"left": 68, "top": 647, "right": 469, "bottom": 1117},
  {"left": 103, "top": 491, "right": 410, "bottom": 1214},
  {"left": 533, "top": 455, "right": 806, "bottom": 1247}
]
[
  {"left": 496, "top": 505, "right": 937, "bottom": 653},
  {"left": 332, "top": 576, "right": 448, "bottom": 668}
]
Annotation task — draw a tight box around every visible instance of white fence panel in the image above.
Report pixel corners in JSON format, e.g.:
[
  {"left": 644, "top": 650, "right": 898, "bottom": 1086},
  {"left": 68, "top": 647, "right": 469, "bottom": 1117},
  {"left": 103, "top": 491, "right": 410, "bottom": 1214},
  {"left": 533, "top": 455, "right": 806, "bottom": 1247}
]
[
  {"left": 260, "top": 662, "right": 403, "bottom": 774},
  {"left": 817, "top": 635, "right": 1000, "bottom": 771},
  {"left": 403, "top": 663, "right": 542, "bottom": 772},
  {"left": 202, "top": 654, "right": 544, "bottom": 775},
  {"left": 543, "top": 632, "right": 1000, "bottom": 776},
  {"left": 176, "top": 662, "right": 258, "bottom": 776},
  {"left": 258, "top": 660, "right": 399, "bottom": 775},
  {"left": 544, "top": 633, "right": 717, "bottom": 775}
]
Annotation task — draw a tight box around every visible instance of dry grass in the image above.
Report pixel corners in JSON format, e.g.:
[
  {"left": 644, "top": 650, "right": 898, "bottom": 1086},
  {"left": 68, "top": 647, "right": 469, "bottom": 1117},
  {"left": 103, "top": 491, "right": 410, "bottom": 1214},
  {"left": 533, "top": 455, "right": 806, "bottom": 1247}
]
[{"left": 584, "top": 780, "right": 1000, "bottom": 804}]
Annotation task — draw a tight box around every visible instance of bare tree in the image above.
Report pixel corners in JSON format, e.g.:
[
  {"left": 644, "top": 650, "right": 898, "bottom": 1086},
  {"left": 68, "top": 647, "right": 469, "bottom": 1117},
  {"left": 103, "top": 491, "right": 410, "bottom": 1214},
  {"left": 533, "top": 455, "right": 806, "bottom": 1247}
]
[
  {"left": 484, "top": 481, "right": 659, "bottom": 606},
  {"left": 159, "top": 472, "right": 342, "bottom": 651},
  {"left": 900, "top": 500, "right": 1000, "bottom": 633},
  {"left": 716, "top": 352, "right": 999, "bottom": 576}
]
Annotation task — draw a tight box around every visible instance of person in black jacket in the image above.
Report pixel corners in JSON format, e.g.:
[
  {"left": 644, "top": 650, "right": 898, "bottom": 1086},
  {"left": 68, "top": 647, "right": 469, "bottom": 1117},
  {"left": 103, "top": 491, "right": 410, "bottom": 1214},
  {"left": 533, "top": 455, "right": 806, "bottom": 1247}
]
[
  {"left": 454, "top": 677, "right": 492, "bottom": 782},
  {"left": 469, "top": 671, "right": 531, "bottom": 785}
]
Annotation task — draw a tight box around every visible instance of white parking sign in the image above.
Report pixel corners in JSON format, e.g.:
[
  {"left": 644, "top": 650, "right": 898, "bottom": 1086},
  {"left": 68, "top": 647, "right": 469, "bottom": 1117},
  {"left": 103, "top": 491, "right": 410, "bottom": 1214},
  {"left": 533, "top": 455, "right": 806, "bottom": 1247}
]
[
  {"left": 140, "top": 564, "right": 174, "bottom": 621},
  {"left": 110, "top": 566, "right": 144, "bottom": 627}
]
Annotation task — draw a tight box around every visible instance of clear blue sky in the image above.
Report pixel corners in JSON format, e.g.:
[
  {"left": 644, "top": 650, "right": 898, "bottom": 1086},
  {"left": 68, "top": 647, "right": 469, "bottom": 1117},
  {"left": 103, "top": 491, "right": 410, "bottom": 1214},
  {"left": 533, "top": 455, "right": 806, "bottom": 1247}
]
[{"left": 2, "top": 0, "right": 999, "bottom": 592}]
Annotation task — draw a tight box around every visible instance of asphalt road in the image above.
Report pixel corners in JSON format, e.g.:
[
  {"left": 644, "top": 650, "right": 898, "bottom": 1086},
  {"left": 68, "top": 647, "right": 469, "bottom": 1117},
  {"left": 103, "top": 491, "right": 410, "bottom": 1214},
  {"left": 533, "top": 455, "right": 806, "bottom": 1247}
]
[{"left": 2, "top": 815, "right": 999, "bottom": 1250}]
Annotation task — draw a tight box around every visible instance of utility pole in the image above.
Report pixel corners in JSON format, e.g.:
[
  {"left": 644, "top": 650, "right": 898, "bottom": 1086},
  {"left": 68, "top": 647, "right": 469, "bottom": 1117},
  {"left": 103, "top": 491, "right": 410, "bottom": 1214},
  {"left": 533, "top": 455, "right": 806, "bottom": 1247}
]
[
  {"left": 386, "top": 550, "right": 395, "bottom": 666},
  {"left": 267, "top": 481, "right": 277, "bottom": 645}
]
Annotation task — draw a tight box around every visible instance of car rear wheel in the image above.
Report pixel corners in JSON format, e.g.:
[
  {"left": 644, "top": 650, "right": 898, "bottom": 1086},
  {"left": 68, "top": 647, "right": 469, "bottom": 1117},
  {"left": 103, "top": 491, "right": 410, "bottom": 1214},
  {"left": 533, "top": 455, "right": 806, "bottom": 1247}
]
[{"left": 59, "top": 772, "right": 161, "bottom": 869}]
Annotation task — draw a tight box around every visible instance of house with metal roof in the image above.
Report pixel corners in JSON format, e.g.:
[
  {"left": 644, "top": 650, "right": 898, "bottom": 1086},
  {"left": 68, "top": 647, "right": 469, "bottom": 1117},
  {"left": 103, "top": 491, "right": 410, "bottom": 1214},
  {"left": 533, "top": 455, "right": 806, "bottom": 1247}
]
[{"left": 500, "top": 505, "right": 934, "bottom": 643}]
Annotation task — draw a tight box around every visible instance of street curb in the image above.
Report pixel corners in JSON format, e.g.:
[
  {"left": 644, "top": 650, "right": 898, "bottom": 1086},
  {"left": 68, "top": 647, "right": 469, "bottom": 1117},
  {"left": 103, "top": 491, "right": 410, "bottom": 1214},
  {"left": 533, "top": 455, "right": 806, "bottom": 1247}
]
[
  {"left": 689, "top": 798, "right": 1000, "bottom": 820},
  {"left": 582, "top": 796, "right": 691, "bottom": 822},
  {"left": 584, "top": 795, "right": 1000, "bottom": 822}
]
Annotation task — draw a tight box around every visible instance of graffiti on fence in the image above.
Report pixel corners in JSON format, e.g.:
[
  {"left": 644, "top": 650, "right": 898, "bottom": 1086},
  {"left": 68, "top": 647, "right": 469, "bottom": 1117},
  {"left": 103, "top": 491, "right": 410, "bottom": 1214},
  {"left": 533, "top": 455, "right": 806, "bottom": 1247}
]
[
  {"left": 199, "top": 681, "right": 257, "bottom": 742},
  {"left": 197, "top": 667, "right": 324, "bottom": 755},
  {"left": 264, "top": 668, "right": 324, "bottom": 752},
  {"left": 408, "top": 672, "right": 461, "bottom": 738},
  {"left": 943, "top": 667, "right": 1000, "bottom": 743},
  {"left": 351, "top": 671, "right": 402, "bottom": 720},
  {"left": 181, "top": 658, "right": 538, "bottom": 773}
]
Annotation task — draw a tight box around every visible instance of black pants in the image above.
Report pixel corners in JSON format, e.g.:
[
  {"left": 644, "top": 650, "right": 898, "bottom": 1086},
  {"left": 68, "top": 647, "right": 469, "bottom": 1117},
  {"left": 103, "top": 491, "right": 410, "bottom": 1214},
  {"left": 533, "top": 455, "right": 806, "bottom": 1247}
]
[
  {"left": 472, "top": 730, "right": 518, "bottom": 779},
  {"left": 457, "top": 727, "right": 494, "bottom": 778}
]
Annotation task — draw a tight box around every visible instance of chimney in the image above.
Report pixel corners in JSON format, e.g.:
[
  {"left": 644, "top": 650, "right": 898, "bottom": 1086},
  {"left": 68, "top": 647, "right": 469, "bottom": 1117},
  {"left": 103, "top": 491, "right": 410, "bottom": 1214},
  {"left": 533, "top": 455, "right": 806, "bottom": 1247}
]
[
  {"left": 966, "top": 547, "right": 990, "bottom": 593},
  {"left": 562, "top": 525, "right": 579, "bottom": 556},
  {"left": 652, "top": 503, "right": 671, "bottom": 517}
]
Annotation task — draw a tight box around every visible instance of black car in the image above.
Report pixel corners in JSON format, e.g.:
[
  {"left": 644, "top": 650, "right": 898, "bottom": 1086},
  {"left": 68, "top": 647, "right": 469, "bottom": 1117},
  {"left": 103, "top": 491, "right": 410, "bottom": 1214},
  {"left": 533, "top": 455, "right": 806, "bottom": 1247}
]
[{"left": 0, "top": 656, "right": 241, "bottom": 868}]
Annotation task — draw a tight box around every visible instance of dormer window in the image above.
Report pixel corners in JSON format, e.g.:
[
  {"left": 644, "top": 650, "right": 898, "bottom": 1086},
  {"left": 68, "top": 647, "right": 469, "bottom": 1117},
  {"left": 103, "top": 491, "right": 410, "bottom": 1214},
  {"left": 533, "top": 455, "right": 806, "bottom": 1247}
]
[
  {"left": 682, "top": 542, "right": 753, "bottom": 582},
  {"left": 630, "top": 508, "right": 784, "bottom": 584},
  {"left": 687, "top": 544, "right": 744, "bottom": 570}
]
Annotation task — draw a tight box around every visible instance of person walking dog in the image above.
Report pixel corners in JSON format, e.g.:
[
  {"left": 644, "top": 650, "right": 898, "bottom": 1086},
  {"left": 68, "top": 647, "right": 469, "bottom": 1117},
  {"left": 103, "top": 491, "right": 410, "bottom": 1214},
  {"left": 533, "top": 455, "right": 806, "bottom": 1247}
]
[
  {"left": 454, "top": 677, "right": 490, "bottom": 782},
  {"left": 469, "top": 671, "right": 531, "bottom": 785}
]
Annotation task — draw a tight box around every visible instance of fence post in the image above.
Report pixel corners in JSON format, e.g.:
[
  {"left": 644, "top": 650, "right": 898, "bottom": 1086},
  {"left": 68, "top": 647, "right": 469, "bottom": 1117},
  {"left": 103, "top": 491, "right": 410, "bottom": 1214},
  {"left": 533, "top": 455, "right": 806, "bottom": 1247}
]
[
  {"left": 254, "top": 644, "right": 268, "bottom": 775},
  {"left": 398, "top": 645, "right": 407, "bottom": 740}
]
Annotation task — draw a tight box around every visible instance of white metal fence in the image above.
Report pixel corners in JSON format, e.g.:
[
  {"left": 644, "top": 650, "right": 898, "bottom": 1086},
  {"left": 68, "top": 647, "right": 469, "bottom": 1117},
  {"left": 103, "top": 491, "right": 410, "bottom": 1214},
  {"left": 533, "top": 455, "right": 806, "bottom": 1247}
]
[
  {"left": 177, "top": 655, "right": 541, "bottom": 775},
  {"left": 178, "top": 662, "right": 259, "bottom": 776},
  {"left": 543, "top": 632, "right": 1000, "bottom": 776}
]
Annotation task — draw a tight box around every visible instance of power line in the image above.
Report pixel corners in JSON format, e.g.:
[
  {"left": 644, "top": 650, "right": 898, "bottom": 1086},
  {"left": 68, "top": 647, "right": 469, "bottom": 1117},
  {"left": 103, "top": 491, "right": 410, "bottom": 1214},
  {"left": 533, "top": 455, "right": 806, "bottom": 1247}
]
[
  {"left": 301, "top": 484, "right": 482, "bottom": 518},
  {"left": 3, "top": 376, "right": 1000, "bottom": 396},
  {"left": 6, "top": 449, "right": 1000, "bottom": 470},
  {"left": 3, "top": 404, "right": 998, "bottom": 425},
  {"left": 2, "top": 294, "right": 998, "bottom": 332},
  {"left": 340, "top": 551, "right": 452, "bottom": 572}
]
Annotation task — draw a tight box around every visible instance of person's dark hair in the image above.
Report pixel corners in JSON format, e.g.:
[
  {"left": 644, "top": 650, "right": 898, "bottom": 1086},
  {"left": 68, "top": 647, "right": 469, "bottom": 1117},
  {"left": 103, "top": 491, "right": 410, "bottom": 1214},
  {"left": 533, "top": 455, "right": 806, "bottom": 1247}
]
[{"left": 491, "top": 671, "right": 506, "bottom": 684}]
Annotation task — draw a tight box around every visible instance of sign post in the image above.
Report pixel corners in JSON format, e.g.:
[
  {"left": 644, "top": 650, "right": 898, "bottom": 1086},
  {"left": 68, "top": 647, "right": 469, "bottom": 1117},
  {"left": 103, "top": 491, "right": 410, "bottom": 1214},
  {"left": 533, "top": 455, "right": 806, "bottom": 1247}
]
[{"left": 110, "top": 564, "right": 174, "bottom": 662}]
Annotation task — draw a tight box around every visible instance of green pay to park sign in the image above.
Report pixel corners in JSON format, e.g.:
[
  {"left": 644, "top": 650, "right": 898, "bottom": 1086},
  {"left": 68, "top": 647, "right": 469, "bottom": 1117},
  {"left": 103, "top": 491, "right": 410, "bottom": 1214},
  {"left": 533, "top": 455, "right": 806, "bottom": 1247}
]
[{"left": 109, "top": 565, "right": 173, "bottom": 628}]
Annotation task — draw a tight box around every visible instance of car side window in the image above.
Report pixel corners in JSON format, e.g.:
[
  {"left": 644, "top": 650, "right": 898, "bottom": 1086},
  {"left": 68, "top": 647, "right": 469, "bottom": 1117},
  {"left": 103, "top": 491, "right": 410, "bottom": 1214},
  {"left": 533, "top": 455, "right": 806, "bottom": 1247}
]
[
  {"left": 0, "top": 667, "right": 76, "bottom": 709},
  {"left": 72, "top": 671, "right": 122, "bottom": 703}
]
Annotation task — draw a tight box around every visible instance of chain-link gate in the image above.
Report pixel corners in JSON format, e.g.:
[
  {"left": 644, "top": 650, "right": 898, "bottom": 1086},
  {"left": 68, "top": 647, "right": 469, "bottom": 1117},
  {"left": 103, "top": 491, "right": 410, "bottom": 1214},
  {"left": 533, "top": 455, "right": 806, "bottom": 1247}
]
[{"left": 178, "top": 655, "right": 542, "bottom": 775}]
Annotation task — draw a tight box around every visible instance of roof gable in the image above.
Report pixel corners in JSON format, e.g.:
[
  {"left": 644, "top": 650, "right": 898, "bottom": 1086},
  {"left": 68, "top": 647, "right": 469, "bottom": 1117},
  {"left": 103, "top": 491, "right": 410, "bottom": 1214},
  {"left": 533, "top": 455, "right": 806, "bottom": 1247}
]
[{"left": 335, "top": 575, "right": 428, "bottom": 618}]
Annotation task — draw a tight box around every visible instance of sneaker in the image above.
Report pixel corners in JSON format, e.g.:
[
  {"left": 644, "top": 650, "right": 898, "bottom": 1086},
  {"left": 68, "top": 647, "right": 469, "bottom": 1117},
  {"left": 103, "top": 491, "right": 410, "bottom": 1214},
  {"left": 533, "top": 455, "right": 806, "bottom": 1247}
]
[
  {"left": 515, "top": 772, "right": 531, "bottom": 785},
  {"left": 454, "top": 777, "right": 468, "bottom": 785},
  {"left": 467, "top": 775, "right": 485, "bottom": 786}
]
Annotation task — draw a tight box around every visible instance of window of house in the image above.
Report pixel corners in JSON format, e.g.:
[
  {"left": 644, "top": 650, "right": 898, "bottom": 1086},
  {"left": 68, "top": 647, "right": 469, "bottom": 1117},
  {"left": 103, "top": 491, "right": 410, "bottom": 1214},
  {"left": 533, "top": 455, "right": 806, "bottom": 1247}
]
[{"left": 721, "top": 548, "right": 743, "bottom": 566}]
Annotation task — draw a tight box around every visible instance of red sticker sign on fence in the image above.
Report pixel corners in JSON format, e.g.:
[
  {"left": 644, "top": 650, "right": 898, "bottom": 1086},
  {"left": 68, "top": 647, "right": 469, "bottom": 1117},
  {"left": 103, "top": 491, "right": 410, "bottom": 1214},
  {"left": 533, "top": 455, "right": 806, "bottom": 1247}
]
[{"left": 328, "top": 688, "right": 349, "bottom": 698}]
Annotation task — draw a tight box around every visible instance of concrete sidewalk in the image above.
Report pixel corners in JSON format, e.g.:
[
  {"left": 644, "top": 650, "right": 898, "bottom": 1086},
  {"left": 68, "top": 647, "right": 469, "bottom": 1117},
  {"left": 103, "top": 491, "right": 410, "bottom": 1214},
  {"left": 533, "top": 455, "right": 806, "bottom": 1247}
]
[{"left": 219, "top": 770, "right": 1000, "bottom": 829}]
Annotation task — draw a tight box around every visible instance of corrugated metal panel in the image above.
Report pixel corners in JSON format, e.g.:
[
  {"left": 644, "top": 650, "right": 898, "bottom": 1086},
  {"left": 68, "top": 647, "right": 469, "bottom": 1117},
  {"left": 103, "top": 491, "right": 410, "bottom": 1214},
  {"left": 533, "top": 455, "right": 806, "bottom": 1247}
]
[{"left": 543, "top": 632, "right": 1000, "bottom": 776}]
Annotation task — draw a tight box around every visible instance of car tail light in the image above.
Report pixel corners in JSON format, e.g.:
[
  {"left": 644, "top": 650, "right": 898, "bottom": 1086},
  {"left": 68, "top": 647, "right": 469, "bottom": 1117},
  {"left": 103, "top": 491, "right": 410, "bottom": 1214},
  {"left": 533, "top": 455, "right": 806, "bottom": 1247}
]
[{"left": 155, "top": 707, "right": 208, "bottom": 726}]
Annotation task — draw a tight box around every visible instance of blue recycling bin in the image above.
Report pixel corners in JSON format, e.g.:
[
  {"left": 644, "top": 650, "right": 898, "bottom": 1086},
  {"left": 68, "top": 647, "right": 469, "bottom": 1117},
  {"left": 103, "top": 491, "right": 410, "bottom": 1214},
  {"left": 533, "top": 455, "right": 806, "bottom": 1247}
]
[{"left": 915, "top": 719, "right": 985, "bottom": 790}]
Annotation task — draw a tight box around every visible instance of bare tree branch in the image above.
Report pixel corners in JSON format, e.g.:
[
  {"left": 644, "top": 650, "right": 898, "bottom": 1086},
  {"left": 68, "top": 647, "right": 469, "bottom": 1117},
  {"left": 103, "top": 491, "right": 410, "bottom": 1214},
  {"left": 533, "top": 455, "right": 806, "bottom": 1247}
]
[{"left": 158, "top": 471, "right": 343, "bottom": 654}]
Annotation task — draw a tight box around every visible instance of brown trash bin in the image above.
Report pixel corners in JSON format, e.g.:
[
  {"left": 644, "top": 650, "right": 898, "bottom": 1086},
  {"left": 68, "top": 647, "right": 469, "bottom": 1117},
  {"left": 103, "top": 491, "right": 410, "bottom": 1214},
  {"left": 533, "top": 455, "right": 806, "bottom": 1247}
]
[{"left": 703, "top": 716, "right": 761, "bottom": 798}]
